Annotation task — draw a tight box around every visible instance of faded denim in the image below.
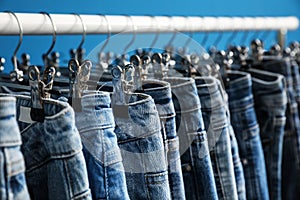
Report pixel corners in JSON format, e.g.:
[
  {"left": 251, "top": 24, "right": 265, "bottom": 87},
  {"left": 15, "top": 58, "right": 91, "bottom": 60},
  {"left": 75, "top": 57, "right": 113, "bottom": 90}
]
[
  {"left": 164, "top": 77, "right": 218, "bottom": 200},
  {"left": 7, "top": 93, "right": 92, "bottom": 200},
  {"left": 75, "top": 92, "right": 130, "bottom": 200},
  {"left": 0, "top": 96, "right": 30, "bottom": 200},
  {"left": 217, "top": 78, "right": 247, "bottom": 200},
  {"left": 195, "top": 77, "right": 238, "bottom": 200},
  {"left": 225, "top": 71, "right": 269, "bottom": 200},
  {"left": 142, "top": 79, "right": 186, "bottom": 200},
  {"left": 247, "top": 68, "right": 287, "bottom": 200},
  {"left": 113, "top": 92, "right": 171, "bottom": 200}
]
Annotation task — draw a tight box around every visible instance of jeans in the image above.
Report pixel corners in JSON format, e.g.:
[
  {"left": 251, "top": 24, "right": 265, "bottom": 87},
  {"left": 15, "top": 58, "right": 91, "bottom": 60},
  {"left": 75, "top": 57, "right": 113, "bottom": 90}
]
[
  {"left": 247, "top": 68, "right": 287, "bottom": 200},
  {"left": 10, "top": 94, "right": 92, "bottom": 200},
  {"left": 0, "top": 96, "right": 30, "bottom": 200},
  {"left": 164, "top": 77, "right": 218, "bottom": 200},
  {"left": 217, "top": 78, "right": 247, "bottom": 200},
  {"left": 113, "top": 92, "right": 171, "bottom": 200},
  {"left": 75, "top": 92, "right": 130, "bottom": 200},
  {"left": 228, "top": 125, "right": 247, "bottom": 200},
  {"left": 195, "top": 76, "right": 238, "bottom": 200},
  {"left": 225, "top": 71, "right": 269, "bottom": 200},
  {"left": 257, "top": 57, "right": 300, "bottom": 158},
  {"left": 254, "top": 57, "right": 300, "bottom": 200},
  {"left": 281, "top": 59, "right": 300, "bottom": 200},
  {"left": 142, "top": 79, "right": 186, "bottom": 200}
]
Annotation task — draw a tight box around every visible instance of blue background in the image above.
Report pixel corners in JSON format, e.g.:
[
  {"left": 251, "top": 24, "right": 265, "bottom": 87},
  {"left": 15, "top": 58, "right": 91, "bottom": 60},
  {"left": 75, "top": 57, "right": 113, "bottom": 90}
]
[{"left": 0, "top": 0, "right": 300, "bottom": 70}]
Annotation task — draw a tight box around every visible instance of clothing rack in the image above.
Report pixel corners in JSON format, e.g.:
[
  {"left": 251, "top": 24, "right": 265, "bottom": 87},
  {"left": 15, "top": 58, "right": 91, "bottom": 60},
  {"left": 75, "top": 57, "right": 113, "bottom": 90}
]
[{"left": 0, "top": 13, "right": 299, "bottom": 47}]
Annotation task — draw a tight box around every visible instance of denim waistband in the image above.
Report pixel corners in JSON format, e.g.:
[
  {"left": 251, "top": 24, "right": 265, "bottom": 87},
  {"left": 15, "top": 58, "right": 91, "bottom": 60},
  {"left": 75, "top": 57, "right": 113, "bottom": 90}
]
[
  {"left": 194, "top": 77, "right": 224, "bottom": 111},
  {"left": 0, "top": 96, "right": 22, "bottom": 147},
  {"left": 142, "top": 79, "right": 175, "bottom": 118},
  {"left": 114, "top": 92, "right": 161, "bottom": 140},
  {"left": 262, "top": 56, "right": 290, "bottom": 74},
  {"left": 225, "top": 71, "right": 254, "bottom": 110},
  {"left": 75, "top": 91, "right": 114, "bottom": 132},
  {"left": 247, "top": 68, "right": 287, "bottom": 107},
  {"left": 0, "top": 93, "right": 83, "bottom": 168},
  {"left": 163, "top": 77, "right": 201, "bottom": 113},
  {"left": 261, "top": 56, "right": 293, "bottom": 85}
]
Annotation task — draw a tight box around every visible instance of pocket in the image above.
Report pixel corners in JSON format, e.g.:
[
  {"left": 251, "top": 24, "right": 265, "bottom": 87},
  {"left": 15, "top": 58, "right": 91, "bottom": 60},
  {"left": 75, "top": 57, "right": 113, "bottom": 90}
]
[{"left": 145, "top": 171, "right": 171, "bottom": 200}]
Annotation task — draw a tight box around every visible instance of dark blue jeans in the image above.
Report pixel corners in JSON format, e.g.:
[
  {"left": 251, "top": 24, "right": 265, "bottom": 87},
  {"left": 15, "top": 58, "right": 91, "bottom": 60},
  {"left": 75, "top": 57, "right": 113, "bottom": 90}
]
[
  {"left": 225, "top": 71, "right": 269, "bottom": 200},
  {"left": 75, "top": 92, "right": 130, "bottom": 200},
  {"left": 195, "top": 77, "right": 238, "bottom": 200},
  {"left": 113, "top": 92, "right": 171, "bottom": 200},
  {"left": 164, "top": 77, "right": 218, "bottom": 200},
  {"left": 281, "top": 59, "right": 300, "bottom": 200},
  {"left": 247, "top": 68, "right": 287, "bottom": 200},
  {"left": 0, "top": 96, "right": 30, "bottom": 200},
  {"left": 257, "top": 57, "right": 300, "bottom": 158},
  {"left": 254, "top": 57, "right": 300, "bottom": 200},
  {"left": 142, "top": 79, "right": 186, "bottom": 200},
  {"left": 13, "top": 94, "right": 92, "bottom": 200}
]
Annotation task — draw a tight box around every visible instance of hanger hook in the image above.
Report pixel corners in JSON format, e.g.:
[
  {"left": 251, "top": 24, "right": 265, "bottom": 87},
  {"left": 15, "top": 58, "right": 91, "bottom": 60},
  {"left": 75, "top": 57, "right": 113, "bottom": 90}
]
[
  {"left": 99, "top": 14, "right": 111, "bottom": 55},
  {"left": 251, "top": 30, "right": 260, "bottom": 41},
  {"left": 40, "top": 12, "right": 57, "bottom": 67},
  {"left": 213, "top": 32, "right": 223, "bottom": 47},
  {"left": 184, "top": 16, "right": 193, "bottom": 47},
  {"left": 226, "top": 31, "right": 238, "bottom": 48},
  {"left": 260, "top": 30, "right": 271, "bottom": 42},
  {"left": 122, "top": 15, "right": 137, "bottom": 55},
  {"left": 5, "top": 11, "right": 23, "bottom": 72},
  {"left": 73, "top": 13, "right": 86, "bottom": 57},
  {"left": 166, "top": 16, "right": 177, "bottom": 47},
  {"left": 240, "top": 31, "right": 249, "bottom": 46},
  {"left": 201, "top": 32, "right": 209, "bottom": 48},
  {"left": 149, "top": 15, "right": 159, "bottom": 51}
]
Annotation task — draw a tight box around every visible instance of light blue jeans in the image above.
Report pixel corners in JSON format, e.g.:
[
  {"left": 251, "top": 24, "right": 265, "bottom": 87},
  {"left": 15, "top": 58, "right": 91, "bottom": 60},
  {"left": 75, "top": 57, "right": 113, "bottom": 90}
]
[{"left": 0, "top": 96, "right": 30, "bottom": 200}]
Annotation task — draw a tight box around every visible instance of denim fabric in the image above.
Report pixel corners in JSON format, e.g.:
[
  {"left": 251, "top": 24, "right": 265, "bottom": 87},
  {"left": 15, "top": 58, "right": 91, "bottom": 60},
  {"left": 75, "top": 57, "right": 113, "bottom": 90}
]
[
  {"left": 228, "top": 125, "right": 247, "bottom": 200},
  {"left": 290, "top": 60, "right": 300, "bottom": 166},
  {"left": 195, "top": 76, "right": 238, "bottom": 200},
  {"left": 254, "top": 57, "right": 300, "bottom": 200},
  {"left": 257, "top": 57, "right": 300, "bottom": 157},
  {"left": 281, "top": 135, "right": 300, "bottom": 200},
  {"left": 281, "top": 59, "right": 300, "bottom": 200},
  {"left": 3, "top": 93, "right": 92, "bottom": 200},
  {"left": 142, "top": 79, "right": 186, "bottom": 200},
  {"left": 291, "top": 59, "right": 300, "bottom": 110},
  {"left": 217, "top": 79, "right": 247, "bottom": 200},
  {"left": 225, "top": 71, "right": 269, "bottom": 200},
  {"left": 0, "top": 96, "right": 30, "bottom": 200},
  {"left": 75, "top": 92, "right": 130, "bottom": 200},
  {"left": 163, "top": 77, "right": 218, "bottom": 200},
  {"left": 246, "top": 68, "right": 287, "bottom": 200},
  {"left": 113, "top": 92, "right": 171, "bottom": 200}
]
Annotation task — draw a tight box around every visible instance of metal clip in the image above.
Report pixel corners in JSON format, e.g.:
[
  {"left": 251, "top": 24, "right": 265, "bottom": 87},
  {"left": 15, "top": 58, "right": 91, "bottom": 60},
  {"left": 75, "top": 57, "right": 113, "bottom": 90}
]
[
  {"left": 123, "top": 64, "right": 135, "bottom": 93},
  {"left": 29, "top": 66, "right": 45, "bottom": 122},
  {"left": 111, "top": 65, "right": 125, "bottom": 105},
  {"left": 43, "top": 66, "right": 56, "bottom": 98},
  {"left": 68, "top": 59, "right": 79, "bottom": 99},
  {"left": 152, "top": 53, "right": 164, "bottom": 79},
  {"left": 130, "top": 55, "right": 143, "bottom": 91},
  {"left": 141, "top": 55, "right": 151, "bottom": 79},
  {"left": 68, "top": 59, "right": 92, "bottom": 111}
]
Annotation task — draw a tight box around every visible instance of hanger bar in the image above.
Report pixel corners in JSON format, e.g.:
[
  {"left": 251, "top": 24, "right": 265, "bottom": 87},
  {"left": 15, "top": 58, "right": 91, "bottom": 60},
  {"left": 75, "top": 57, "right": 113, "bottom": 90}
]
[{"left": 0, "top": 13, "right": 298, "bottom": 35}]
